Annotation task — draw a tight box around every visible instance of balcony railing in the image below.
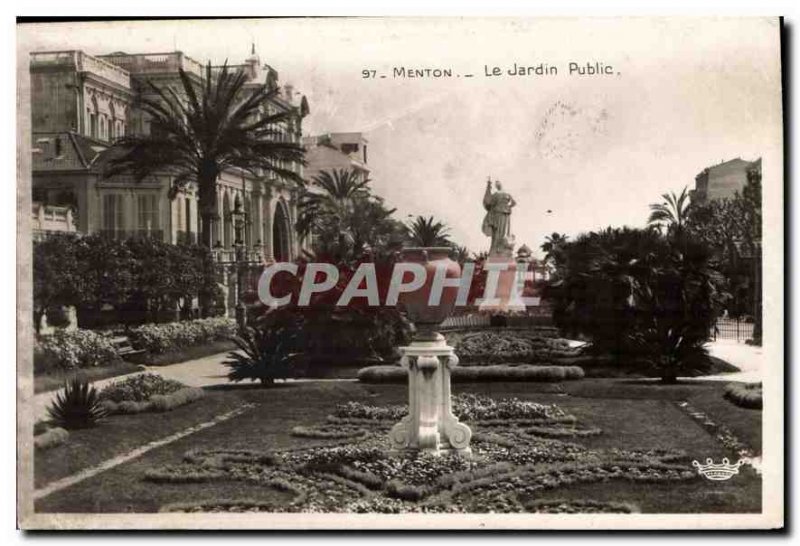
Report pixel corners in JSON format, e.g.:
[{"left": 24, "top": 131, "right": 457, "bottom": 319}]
[
  {"left": 32, "top": 203, "right": 77, "bottom": 237},
  {"left": 31, "top": 51, "right": 130, "bottom": 88},
  {"left": 212, "top": 246, "right": 264, "bottom": 264},
  {"left": 98, "top": 52, "right": 204, "bottom": 80}
]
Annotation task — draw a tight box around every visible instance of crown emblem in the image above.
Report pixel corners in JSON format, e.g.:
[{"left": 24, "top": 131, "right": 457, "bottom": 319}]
[{"left": 692, "top": 457, "right": 749, "bottom": 481}]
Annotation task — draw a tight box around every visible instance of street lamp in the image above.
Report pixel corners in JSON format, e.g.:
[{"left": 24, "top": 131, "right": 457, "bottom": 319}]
[{"left": 231, "top": 195, "right": 247, "bottom": 331}]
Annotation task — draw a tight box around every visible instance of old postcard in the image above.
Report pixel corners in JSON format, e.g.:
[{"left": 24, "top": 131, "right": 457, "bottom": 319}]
[{"left": 16, "top": 17, "right": 784, "bottom": 530}]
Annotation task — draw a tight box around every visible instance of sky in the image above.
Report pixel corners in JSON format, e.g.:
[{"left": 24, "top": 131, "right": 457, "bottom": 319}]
[{"left": 18, "top": 17, "right": 783, "bottom": 256}]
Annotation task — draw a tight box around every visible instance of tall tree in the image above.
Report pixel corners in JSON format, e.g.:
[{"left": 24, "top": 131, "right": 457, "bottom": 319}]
[
  {"left": 296, "top": 169, "right": 372, "bottom": 241},
  {"left": 105, "top": 63, "right": 305, "bottom": 248},
  {"left": 406, "top": 216, "right": 451, "bottom": 247},
  {"left": 540, "top": 232, "right": 570, "bottom": 269},
  {"left": 297, "top": 169, "right": 404, "bottom": 263},
  {"left": 647, "top": 187, "right": 692, "bottom": 235}
]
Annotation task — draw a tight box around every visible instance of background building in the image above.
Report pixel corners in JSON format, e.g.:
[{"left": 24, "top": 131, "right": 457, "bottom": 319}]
[
  {"left": 30, "top": 47, "right": 306, "bottom": 262},
  {"left": 691, "top": 157, "right": 762, "bottom": 205},
  {"left": 302, "top": 132, "right": 370, "bottom": 183}
]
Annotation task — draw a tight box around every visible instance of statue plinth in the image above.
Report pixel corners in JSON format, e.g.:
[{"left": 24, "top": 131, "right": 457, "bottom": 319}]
[
  {"left": 477, "top": 253, "right": 527, "bottom": 313},
  {"left": 388, "top": 335, "right": 472, "bottom": 456}
]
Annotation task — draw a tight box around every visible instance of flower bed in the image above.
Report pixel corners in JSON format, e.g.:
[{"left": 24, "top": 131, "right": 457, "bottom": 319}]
[
  {"left": 34, "top": 426, "right": 69, "bottom": 450},
  {"left": 128, "top": 318, "right": 237, "bottom": 355},
  {"left": 98, "top": 373, "right": 205, "bottom": 414},
  {"left": 524, "top": 499, "right": 640, "bottom": 513},
  {"left": 454, "top": 331, "right": 584, "bottom": 364},
  {"left": 358, "top": 364, "right": 584, "bottom": 383},
  {"left": 144, "top": 393, "right": 705, "bottom": 513},
  {"left": 724, "top": 382, "right": 763, "bottom": 410},
  {"left": 34, "top": 329, "right": 120, "bottom": 372}
]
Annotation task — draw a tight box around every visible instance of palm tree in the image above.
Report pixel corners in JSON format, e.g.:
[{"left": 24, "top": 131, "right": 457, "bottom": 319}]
[
  {"left": 648, "top": 187, "right": 691, "bottom": 235},
  {"left": 296, "top": 169, "right": 372, "bottom": 240},
  {"left": 105, "top": 63, "right": 306, "bottom": 248},
  {"left": 297, "top": 169, "right": 404, "bottom": 263},
  {"left": 406, "top": 216, "right": 451, "bottom": 247},
  {"left": 540, "top": 232, "right": 569, "bottom": 265},
  {"left": 449, "top": 245, "right": 471, "bottom": 265}
]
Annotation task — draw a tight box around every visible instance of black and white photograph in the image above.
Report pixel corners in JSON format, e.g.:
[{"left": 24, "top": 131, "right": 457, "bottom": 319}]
[{"left": 15, "top": 16, "right": 784, "bottom": 530}]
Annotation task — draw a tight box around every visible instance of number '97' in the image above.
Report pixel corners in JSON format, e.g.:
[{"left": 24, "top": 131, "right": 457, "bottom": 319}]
[{"left": 362, "top": 70, "right": 377, "bottom": 79}]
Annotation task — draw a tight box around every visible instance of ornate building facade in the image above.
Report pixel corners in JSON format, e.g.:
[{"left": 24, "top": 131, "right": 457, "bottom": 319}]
[{"left": 30, "top": 47, "right": 306, "bottom": 262}]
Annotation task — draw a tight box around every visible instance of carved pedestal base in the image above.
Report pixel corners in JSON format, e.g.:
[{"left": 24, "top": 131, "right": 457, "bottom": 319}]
[
  {"left": 477, "top": 255, "right": 526, "bottom": 313},
  {"left": 389, "top": 335, "right": 472, "bottom": 456}
]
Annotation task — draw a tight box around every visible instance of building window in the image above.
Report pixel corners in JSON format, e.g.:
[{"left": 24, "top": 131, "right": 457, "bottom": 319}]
[
  {"left": 89, "top": 112, "right": 97, "bottom": 138},
  {"left": 102, "top": 194, "right": 125, "bottom": 238},
  {"left": 137, "top": 194, "right": 160, "bottom": 236}
]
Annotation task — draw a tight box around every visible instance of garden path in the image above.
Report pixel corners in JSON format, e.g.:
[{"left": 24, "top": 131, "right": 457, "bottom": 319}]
[
  {"left": 33, "top": 338, "right": 761, "bottom": 422},
  {"left": 32, "top": 351, "right": 356, "bottom": 421},
  {"left": 696, "top": 340, "right": 764, "bottom": 384}
]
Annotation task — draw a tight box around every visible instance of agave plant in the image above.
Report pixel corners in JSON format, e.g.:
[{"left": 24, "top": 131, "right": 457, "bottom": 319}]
[
  {"left": 47, "top": 377, "right": 107, "bottom": 429},
  {"left": 224, "top": 325, "right": 303, "bottom": 386}
]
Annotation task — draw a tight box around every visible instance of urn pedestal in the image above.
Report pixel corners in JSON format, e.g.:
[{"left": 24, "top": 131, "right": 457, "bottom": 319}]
[
  {"left": 389, "top": 247, "right": 472, "bottom": 456},
  {"left": 389, "top": 335, "right": 472, "bottom": 456}
]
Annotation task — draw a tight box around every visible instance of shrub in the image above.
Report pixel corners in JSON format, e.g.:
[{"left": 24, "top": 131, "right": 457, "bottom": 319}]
[
  {"left": 358, "top": 364, "right": 584, "bottom": 383},
  {"left": 224, "top": 324, "right": 302, "bottom": 386},
  {"left": 34, "top": 426, "right": 69, "bottom": 450},
  {"left": 543, "top": 226, "right": 723, "bottom": 382},
  {"left": 128, "top": 318, "right": 237, "bottom": 354},
  {"left": 99, "top": 373, "right": 185, "bottom": 403},
  {"left": 35, "top": 329, "right": 120, "bottom": 372},
  {"left": 724, "top": 382, "right": 763, "bottom": 409},
  {"left": 47, "top": 377, "right": 107, "bottom": 429},
  {"left": 100, "top": 387, "right": 205, "bottom": 415}
]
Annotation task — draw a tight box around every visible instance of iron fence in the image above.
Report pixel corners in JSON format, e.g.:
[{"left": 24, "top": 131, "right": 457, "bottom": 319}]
[{"left": 712, "top": 318, "right": 755, "bottom": 342}]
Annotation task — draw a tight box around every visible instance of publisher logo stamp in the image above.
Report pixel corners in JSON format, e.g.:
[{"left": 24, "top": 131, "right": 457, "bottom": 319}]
[{"left": 692, "top": 458, "right": 750, "bottom": 481}]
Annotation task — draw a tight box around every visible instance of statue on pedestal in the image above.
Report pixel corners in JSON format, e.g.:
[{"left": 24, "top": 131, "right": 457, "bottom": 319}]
[{"left": 481, "top": 177, "right": 517, "bottom": 256}]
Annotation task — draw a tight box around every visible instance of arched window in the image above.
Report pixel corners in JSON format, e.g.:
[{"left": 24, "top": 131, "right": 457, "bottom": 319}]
[
  {"left": 222, "top": 193, "right": 232, "bottom": 248},
  {"left": 89, "top": 97, "right": 99, "bottom": 138},
  {"left": 109, "top": 103, "right": 116, "bottom": 140},
  {"left": 272, "top": 200, "right": 291, "bottom": 261}
]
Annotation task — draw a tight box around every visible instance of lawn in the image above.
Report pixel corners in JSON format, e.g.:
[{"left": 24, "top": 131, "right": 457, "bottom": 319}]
[{"left": 34, "top": 379, "right": 761, "bottom": 514}]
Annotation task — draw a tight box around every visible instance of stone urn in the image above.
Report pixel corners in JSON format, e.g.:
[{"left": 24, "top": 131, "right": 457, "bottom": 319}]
[
  {"left": 396, "top": 247, "right": 460, "bottom": 341},
  {"left": 390, "top": 246, "right": 472, "bottom": 456}
]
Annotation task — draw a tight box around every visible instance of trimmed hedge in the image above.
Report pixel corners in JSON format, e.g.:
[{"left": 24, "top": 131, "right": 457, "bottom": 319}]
[
  {"left": 100, "top": 387, "right": 205, "bottom": 415},
  {"left": 358, "top": 364, "right": 584, "bottom": 383},
  {"left": 128, "top": 318, "right": 237, "bottom": 355},
  {"left": 723, "top": 382, "right": 763, "bottom": 410}
]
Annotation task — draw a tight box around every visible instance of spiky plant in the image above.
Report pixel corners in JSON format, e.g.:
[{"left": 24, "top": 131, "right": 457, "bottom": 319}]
[
  {"left": 406, "top": 215, "right": 451, "bottom": 247},
  {"left": 224, "top": 325, "right": 303, "bottom": 386},
  {"left": 47, "top": 377, "right": 107, "bottom": 429}
]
